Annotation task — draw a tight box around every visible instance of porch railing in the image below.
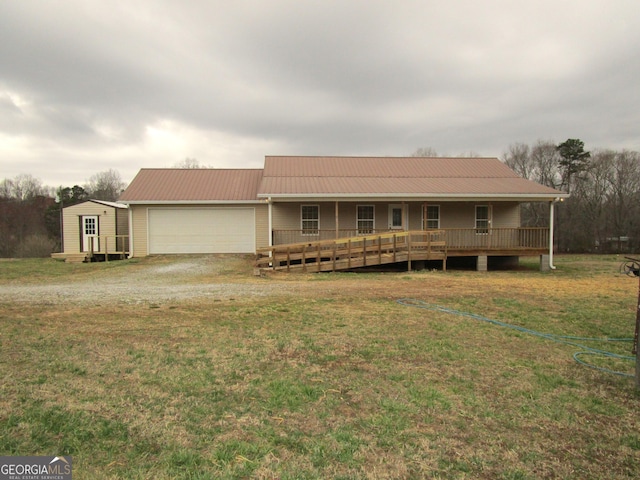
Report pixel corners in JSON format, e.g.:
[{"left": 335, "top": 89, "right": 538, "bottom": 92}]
[
  {"left": 257, "top": 230, "right": 447, "bottom": 272},
  {"left": 274, "top": 229, "right": 401, "bottom": 245},
  {"left": 88, "top": 235, "right": 130, "bottom": 260},
  {"left": 272, "top": 227, "right": 549, "bottom": 251},
  {"left": 444, "top": 228, "right": 549, "bottom": 251}
]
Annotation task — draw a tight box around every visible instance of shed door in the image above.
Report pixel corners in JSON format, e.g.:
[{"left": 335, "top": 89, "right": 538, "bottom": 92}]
[
  {"left": 148, "top": 208, "right": 255, "bottom": 254},
  {"left": 82, "top": 215, "right": 99, "bottom": 252}
]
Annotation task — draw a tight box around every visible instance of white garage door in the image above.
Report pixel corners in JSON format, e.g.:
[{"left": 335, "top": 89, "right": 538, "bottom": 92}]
[{"left": 148, "top": 208, "right": 255, "bottom": 254}]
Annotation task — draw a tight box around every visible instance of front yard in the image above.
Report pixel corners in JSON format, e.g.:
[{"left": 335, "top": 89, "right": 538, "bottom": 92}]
[{"left": 0, "top": 255, "right": 639, "bottom": 478}]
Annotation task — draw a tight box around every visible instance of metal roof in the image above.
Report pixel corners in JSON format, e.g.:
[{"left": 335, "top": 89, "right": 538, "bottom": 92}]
[
  {"left": 258, "top": 156, "right": 565, "bottom": 199},
  {"left": 118, "top": 169, "right": 264, "bottom": 203},
  {"left": 118, "top": 157, "right": 567, "bottom": 203}
]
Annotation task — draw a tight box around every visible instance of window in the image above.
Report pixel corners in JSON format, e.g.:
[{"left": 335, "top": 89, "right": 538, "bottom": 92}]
[
  {"left": 84, "top": 217, "right": 96, "bottom": 235},
  {"left": 425, "top": 205, "right": 440, "bottom": 229},
  {"left": 475, "top": 205, "right": 490, "bottom": 234},
  {"left": 301, "top": 205, "right": 319, "bottom": 235},
  {"left": 357, "top": 205, "right": 374, "bottom": 234}
]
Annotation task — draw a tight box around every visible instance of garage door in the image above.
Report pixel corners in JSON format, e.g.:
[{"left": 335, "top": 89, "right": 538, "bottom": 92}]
[{"left": 148, "top": 208, "right": 255, "bottom": 254}]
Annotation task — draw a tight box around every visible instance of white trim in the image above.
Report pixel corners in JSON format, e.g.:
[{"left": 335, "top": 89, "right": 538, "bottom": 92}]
[
  {"left": 268, "top": 197, "right": 273, "bottom": 248},
  {"left": 121, "top": 200, "right": 263, "bottom": 205},
  {"left": 258, "top": 193, "right": 569, "bottom": 202}
]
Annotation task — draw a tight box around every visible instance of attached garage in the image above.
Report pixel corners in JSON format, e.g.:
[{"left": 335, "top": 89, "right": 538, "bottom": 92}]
[{"left": 148, "top": 207, "right": 256, "bottom": 254}]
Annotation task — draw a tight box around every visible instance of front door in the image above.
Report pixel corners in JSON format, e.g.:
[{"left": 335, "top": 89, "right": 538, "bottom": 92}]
[
  {"left": 82, "top": 216, "right": 99, "bottom": 252},
  {"left": 389, "top": 205, "right": 404, "bottom": 230}
]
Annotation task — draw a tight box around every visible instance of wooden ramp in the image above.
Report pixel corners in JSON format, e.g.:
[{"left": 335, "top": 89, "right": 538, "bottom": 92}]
[{"left": 256, "top": 230, "right": 447, "bottom": 273}]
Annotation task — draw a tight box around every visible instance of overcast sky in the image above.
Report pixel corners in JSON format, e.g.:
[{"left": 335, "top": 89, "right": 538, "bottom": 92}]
[{"left": 1, "top": 0, "right": 639, "bottom": 188}]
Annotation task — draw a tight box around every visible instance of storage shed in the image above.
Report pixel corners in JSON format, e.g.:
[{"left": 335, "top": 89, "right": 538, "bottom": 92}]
[{"left": 53, "top": 200, "right": 129, "bottom": 262}]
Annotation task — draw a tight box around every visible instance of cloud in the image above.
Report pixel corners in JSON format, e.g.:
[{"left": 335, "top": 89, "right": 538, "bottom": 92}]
[{"left": 1, "top": 0, "right": 639, "bottom": 187}]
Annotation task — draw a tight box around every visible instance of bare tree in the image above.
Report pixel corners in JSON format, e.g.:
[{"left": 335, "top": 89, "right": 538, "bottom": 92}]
[
  {"left": 173, "top": 157, "right": 207, "bottom": 168},
  {"left": 85, "top": 169, "right": 127, "bottom": 201},
  {"left": 410, "top": 147, "right": 439, "bottom": 157},
  {"left": 531, "top": 141, "right": 562, "bottom": 189},
  {"left": 503, "top": 141, "right": 560, "bottom": 227},
  {"left": 572, "top": 150, "right": 614, "bottom": 250},
  {"left": 1, "top": 174, "right": 46, "bottom": 200},
  {"left": 503, "top": 143, "right": 531, "bottom": 179},
  {"left": 606, "top": 150, "right": 640, "bottom": 251}
]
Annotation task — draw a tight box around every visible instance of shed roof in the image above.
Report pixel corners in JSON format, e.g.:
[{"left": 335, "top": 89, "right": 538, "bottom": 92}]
[
  {"left": 118, "top": 169, "right": 264, "bottom": 203},
  {"left": 258, "top": 156, "right": 565, "bottom": 199},
  {"left": 63, "top": 199, "right": 128, "bottom": 210}
]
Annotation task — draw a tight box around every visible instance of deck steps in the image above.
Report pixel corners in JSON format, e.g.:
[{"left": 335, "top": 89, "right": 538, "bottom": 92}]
[{"left": 51, "top": 253, "right": 89, "bottom": 263}]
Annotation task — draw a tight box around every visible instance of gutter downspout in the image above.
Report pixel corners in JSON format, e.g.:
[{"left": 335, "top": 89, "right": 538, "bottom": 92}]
[
  {"left": 549, "top": 200, "right": 557, "bottom": 270},
  {"left": 127, "top": 205, "right": 134, "bottom": 258},
  {"left": 267, "top": 197, "right": 273, "bottom": 249}
]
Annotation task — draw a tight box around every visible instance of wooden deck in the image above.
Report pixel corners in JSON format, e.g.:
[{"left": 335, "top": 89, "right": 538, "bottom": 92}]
[
  {"left": 257, "top": 227, "right": 550, "bottom": 273},
  {"left": 256, "top": 230, "right": 447, "bottom": 273},
  {"left": 51, "top": 235, "right": 130, "bottom": 263}
]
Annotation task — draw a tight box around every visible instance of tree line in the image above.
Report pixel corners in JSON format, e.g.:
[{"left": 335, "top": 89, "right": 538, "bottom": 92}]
[
  {"left": 2, "top": 146, "right": 639, "bottom": 257},
  {"left": 501, "top": 139, "right": 640, "bottom": 253},
  {"left": 0, "top": 169, "right": 126, "bottom": 257}
]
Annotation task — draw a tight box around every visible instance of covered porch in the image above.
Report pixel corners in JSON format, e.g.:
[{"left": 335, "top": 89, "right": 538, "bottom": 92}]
[
  {"left": 263, "top": 199, "right": 559, "bottom": 271},
  {"left": 261, "top": 227, "right": 551, "bottom": 272}
]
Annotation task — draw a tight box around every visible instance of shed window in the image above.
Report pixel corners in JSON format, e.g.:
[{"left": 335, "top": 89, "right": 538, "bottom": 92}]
[
  {"left": 357, "top": 205, "right": 374, "bottom": 235},
  {"left": 301, "top": 205, "right": 319, "bottom": 235}
]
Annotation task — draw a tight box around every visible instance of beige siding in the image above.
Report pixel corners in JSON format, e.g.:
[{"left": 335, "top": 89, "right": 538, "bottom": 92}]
[
  {"left": 62, "top": 202, "right": 121, "bottom": 253},
  {"left": 273, "top": 202, "right": 399, "bottom": 232},
  {"left": 491, "top": 203, "right": 520, "bottom": 228},
  {"left": 441, "top": 203, "right": 475, "bottom": 228},
  {"left": 254, "top": 204, "right": 269, "bottom": 249},
  {"left": 438, "top": 202, "right": 520, "bottom": 229},
  {"left": 131, "top": 206, "right": 148, "bottom": 257},
  {"left": 115, "top": 208, "right": 129, "bottom": 236},
  {"left": 130, "top": 203, "right": 265, "bottom": 257},
  {"left": 271, "top": 201, "right": 522, "bottom": 236}
]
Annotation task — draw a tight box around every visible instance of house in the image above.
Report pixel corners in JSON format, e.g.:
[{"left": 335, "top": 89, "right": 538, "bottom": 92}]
[
  {"left": 118, "top": 156, "right": 568, "bottom": 271},
  {"left": 52, "top": 199, "right": 129, "bottom": 262}
]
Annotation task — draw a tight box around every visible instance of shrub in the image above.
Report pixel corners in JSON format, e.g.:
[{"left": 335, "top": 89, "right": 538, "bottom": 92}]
[{"left": 14, "top": 234, "right": 57, "bottom": 258}]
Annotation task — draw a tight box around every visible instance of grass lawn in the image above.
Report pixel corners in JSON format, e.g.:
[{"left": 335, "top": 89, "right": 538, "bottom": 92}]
[{"left": 1, "top": 255, "right": 639, "bottom": 479}]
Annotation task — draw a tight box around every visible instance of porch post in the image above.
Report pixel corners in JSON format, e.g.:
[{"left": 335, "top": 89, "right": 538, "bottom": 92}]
[
  {"left": 335, "top": 201, "right": 339, "bottom": 239},
  {"left": 548, "top": 200, "right": 556, "bottom": 270},
  {"left": 268, "top": 197, "right": 273, "bottom": 248},
  {"left": 402, "top": 201, "right": 406, "bottom": 231}
]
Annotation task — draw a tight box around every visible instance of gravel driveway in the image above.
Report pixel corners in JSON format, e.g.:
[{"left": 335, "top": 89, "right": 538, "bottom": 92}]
[{"left": 0, "top": 257, "right": 300, "bottom": 305}]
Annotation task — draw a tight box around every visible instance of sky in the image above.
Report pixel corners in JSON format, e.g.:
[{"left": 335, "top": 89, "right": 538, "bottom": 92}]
[{"left": 1, "top": 0, "right": 639, "bottom": 189}]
